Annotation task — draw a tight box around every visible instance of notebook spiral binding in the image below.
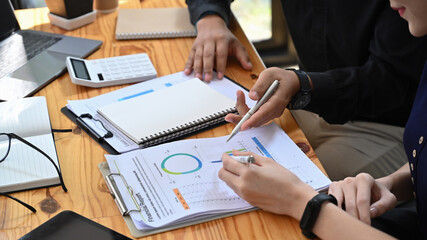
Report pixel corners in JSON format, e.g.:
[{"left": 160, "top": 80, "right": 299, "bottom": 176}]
[
  {"left": 139, "top": 107, "right": 237, "bottom": 148},
  {"left": 116, "top": 30, "right": 197, "bottom": 40}
]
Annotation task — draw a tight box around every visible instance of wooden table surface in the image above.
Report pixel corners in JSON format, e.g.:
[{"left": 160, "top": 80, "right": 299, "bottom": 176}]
[{"left": 1, "top": 0, "right": 325, "bottom": 239}]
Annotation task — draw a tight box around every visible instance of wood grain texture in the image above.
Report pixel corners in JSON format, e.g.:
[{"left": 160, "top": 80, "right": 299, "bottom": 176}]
[{"left": 1, "top": 1, "right": 323, "bottom": 239}]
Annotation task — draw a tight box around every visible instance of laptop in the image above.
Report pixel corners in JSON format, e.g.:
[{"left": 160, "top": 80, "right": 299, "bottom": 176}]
[{"left": 0, "top": 0, "right": 102, "bottom": 101}]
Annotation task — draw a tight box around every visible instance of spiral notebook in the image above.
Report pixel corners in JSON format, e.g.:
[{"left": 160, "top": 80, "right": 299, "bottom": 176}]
[
  {"left": 115, "top": 8, "right": 197, "bottom": 40},
  {"left": 97, "top": 78, "right": 236, "bottom": 147}
]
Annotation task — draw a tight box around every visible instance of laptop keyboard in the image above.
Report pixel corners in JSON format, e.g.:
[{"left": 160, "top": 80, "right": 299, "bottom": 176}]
[{"left": 0, "top": 31, "right": 61, "bottom": 79}]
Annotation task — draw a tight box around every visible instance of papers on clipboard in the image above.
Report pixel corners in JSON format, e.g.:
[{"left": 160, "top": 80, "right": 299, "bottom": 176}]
[{"left": 99, "top": 123, "right": 331, "bottom": 237}]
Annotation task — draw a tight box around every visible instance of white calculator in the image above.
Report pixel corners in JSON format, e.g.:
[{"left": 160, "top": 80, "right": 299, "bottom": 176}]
[{"left": 66, "top": 53, "right": 157, "bottom": 88}]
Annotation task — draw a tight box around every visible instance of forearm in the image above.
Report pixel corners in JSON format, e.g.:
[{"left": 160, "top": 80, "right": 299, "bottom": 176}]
[
  {"left": 305, "top": 57, "right": 421, "bottom": 126},
  {"left": 289, "top": 185, "right": 394, "bottom": 239},
  {"left": 292, "top": 4, "right": 427, "bottom": 125},
  {"left": 313, "top": 203, "right": 395, "bottom": 240},
  {"left": 290, "top": 190, "right": 394, "bottom": 239},
  {"left": 377, "top": 163, "right": 413, "bottom": 201}
]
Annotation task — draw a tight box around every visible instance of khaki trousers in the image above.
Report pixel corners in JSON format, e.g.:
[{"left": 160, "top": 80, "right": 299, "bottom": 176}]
[{"left": 292, "top": 110, "right": 407, "bottom": 181}]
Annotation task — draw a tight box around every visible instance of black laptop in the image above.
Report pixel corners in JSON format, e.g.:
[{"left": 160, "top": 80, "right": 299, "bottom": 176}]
[{"left": 0, "top": 0, "right": 102, "bottom": 101}]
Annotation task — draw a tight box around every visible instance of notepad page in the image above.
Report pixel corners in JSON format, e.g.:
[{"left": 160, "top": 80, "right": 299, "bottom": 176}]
[
  {"left": 0, "top": 97, "right": 60, "bottom": 192},
  {"left": 0, "top": 134, "right": 59, "bottom": 192},
  {"left": 0, "top": 96, "right": 52, "bottom": 138},
  {"left": 97, "top": 78, "right": 236, "bottom": 144}
]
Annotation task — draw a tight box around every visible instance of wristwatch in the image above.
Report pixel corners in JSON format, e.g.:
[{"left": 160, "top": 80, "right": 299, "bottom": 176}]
[
  {"left": 287, "top": 69, "right": 312, "bottom": 110},
  {"left": 300, "top": 193, "right": 338, "bottom": 239}
]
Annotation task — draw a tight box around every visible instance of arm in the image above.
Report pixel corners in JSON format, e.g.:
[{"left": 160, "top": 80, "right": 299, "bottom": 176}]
[
  {"left": 313, "top": 202, "right": 394, "bottom": 240},
  {"left": 286, "top": 2, "right": 427, "bottom": 125},
  {"left": 227, "top": 2, "right": 427, "bottom": 129},
  {"left": 328, "top": 163, "right": 412, "bottom": 225},
  {"left": 185, "top": 0, "right": 252, "bottom": 82},
  {"left": 218, "top": 151, "right": 394, "bottom": 239},
  {"left": 377, "top": 163, "right": 413, "bottom": 201}
]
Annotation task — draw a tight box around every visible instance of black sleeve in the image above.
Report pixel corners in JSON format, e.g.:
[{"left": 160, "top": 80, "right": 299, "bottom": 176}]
[
  {"left": 186, "top": 0, "right": 233, "bottom": 25},
  {"left": 303, "top": 6, "right": 427, "bottom": 126}
]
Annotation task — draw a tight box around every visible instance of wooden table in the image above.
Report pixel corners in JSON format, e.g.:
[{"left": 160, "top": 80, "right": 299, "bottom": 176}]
[{"left": 1, "top": 1, "right": 325, "bottom": 239}]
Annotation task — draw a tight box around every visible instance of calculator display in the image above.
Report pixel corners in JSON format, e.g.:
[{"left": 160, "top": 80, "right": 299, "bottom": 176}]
[{"left": 71, "top": 58, "right": 91, "bottom": 80}]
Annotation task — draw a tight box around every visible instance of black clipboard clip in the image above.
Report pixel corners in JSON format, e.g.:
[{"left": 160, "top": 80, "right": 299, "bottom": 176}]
[
  {"left": 105, "top": 172, "right": 141, "bottom": 216},
  {"left": 77, "top": 113, "right": 113, "bottom": 141}
]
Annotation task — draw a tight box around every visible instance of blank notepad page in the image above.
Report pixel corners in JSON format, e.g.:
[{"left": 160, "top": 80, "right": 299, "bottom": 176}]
[{"left": 0, "top": 97, "right": 59, "bottom": 192}]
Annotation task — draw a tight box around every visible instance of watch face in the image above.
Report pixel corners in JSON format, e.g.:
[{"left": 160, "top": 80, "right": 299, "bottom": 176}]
[{"left": 293, "top": 94, "right": 311, "bottom": 109}]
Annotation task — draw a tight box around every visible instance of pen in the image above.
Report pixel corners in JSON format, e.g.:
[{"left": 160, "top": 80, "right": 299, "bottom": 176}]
[
  {"left": 231, "top": 155, "right": 256, "bottom": 164},
  {"left": 226, "top": 80, "right": 280, "bottom": 142}
]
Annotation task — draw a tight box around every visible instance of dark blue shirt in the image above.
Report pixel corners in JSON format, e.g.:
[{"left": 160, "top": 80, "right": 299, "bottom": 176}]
[{"left": 404, "top": 61, "right": 427, "bottom": 238}]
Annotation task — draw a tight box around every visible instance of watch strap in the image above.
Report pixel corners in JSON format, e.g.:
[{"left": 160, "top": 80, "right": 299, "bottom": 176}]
[
  {"left": 288, "top": 69, "right": 311, "bottom": 92},
  {"left": 286, "top": 69, "right": 312, "bottom": 110},
  {"left": 299, "top": 193, "right": 338, "bottom": 239}
]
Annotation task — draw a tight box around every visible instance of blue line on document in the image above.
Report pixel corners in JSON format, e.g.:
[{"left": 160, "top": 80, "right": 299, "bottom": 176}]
[
  {"left": 211, "top": 160, "right": 222, "bottom": 163},
  {"left": 252, "top": 137, "right": 273, "bottom": 159},
  {"left": 118, "top": 89, "right": 154, "bottom": 101}
]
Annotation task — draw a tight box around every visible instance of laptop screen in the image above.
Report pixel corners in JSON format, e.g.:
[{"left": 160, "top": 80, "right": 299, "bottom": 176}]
[{"left": 0, "top": 0, "right": 20, "bottom": 41}]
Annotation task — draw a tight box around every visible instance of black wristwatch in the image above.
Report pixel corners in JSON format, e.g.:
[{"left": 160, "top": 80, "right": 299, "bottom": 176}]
[
  {"left": 300, "top": 193, "right": 338, "bottom": 239},
  {"left": 287, "top": 69, "right": 312, "bottom": 110}
]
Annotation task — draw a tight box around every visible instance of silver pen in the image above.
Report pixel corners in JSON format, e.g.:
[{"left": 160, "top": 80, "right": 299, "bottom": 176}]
[
  {"left": 226, "top": 80, "right": 280, "bottom": 142},
  {"left": 231, "top": 155, "right": 256, "bottom": 164}
]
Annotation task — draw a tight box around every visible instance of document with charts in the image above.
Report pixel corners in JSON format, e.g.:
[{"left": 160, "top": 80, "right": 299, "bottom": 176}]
[{"left": 104, "top": 122, "right": 331, "bottom": 231}]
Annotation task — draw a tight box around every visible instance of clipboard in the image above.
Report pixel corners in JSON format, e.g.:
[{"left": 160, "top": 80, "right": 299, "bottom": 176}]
[
  {"left": 98, "top": 162, "right": 256, "bottom": 238},
  {"left": 61, "top": 72, "right": 251, "bottom": 155},
  {"left": 62, "top": 106, "right": 229, "bottom": 155},
  {"left": 61, "top": 107, "right": 119, "bottom": 155}
]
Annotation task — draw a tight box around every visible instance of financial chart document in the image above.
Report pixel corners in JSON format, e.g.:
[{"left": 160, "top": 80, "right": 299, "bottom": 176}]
[{"left": 105, "top": 123, "right": 331, "bottom": 230}]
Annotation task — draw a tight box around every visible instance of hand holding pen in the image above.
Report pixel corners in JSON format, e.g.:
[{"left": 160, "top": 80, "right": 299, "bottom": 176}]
[
  {"left": 225, "top": 68, "right": 303, "bottom": 141},
  {"left": 226, "top": 79, "right": 280, "bottom": 142}
]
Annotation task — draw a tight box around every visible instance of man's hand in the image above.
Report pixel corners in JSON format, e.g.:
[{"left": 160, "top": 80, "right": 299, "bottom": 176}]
[
  {"left": 225, "top": 67, "right": 300, "bottom": 130},
  {"left": 184, "top": 14, "right": 252, "bottom": 82}
]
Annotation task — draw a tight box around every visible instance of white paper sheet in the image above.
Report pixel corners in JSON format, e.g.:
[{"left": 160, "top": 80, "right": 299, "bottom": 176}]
[{"left": 105, "top": 122, "right": 331, "bottom": 230}]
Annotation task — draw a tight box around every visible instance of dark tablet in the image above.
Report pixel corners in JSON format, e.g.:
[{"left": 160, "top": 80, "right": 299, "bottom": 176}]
[{"left": 19, "top": 210, "right": 132, "bottom": 240}]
